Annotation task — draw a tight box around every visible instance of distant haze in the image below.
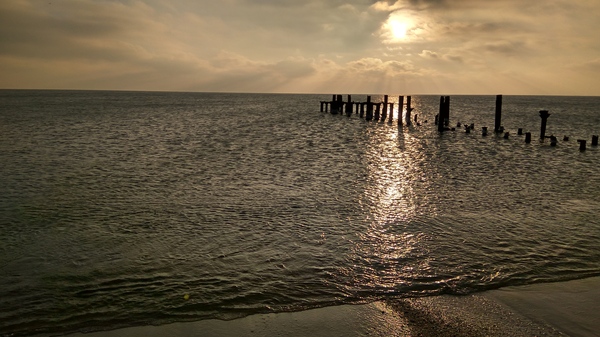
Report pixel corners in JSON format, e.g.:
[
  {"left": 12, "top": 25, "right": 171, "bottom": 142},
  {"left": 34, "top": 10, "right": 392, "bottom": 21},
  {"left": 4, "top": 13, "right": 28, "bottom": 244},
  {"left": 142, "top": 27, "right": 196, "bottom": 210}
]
[{"left": 1, "top": 0, "right": 599, "bottom": 95}]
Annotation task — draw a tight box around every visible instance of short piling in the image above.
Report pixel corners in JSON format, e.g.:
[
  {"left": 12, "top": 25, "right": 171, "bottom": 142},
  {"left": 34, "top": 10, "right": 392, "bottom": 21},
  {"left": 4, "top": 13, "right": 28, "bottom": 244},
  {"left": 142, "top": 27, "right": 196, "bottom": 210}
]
[
  {"left": 482, "top": 127, "right": 488, "bottom": 136},
  {"left": 518, "top": 128, "right": 523, "bottom": 135},
  {"left": 592, "top": 135, "right": 599, "bottom": 146},
  {"left": 578, "top": 139, "right": 587, "bottom": 151},
  {"left": 525, "top": 132, "right": 532, "bottom": 143}
]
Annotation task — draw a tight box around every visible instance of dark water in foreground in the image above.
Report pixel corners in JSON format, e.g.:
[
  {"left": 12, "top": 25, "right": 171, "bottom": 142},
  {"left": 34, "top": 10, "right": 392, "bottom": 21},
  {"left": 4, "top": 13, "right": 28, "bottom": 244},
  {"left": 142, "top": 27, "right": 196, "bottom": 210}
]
[{"left": 1, "top": 90, "right": 599, "bottom": 336}]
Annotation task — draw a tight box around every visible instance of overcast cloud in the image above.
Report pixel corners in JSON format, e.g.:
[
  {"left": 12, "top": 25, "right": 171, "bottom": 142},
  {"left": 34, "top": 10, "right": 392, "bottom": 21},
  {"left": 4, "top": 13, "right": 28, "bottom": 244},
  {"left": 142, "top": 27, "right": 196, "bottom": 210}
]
[{"left": 1, "top": 0, "right": 599, "bottom": 94}]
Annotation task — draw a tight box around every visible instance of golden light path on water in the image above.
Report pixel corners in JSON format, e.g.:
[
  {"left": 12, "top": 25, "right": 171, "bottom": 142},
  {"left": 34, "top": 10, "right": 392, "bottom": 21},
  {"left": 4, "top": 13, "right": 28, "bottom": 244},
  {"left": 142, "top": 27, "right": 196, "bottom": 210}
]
[{"left": 348, "top": 96, "right": 442, "bottom": 293}]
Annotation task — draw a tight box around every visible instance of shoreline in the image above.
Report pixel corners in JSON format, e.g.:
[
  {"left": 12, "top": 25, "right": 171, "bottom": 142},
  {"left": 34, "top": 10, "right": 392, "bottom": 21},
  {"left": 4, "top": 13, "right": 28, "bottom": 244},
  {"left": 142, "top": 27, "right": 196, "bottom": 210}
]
[{"left": 65, "top": 276, "right": 599, "bottom": 337}]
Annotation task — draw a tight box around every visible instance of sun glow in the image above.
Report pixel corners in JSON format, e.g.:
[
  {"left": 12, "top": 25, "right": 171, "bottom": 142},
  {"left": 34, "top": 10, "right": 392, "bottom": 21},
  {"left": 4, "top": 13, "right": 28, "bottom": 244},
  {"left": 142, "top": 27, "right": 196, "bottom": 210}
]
[
  {"left": 382, "top": 11, "right": 420, "bottom": 44},
  {"left": 390, "top": 20, "right": 408, "bottom": 40}
]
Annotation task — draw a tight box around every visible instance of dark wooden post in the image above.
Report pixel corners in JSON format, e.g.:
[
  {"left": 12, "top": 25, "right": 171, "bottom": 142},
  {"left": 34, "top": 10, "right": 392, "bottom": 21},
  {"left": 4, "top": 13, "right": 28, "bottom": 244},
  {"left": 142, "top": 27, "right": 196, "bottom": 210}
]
[
  {"left": 330, "top": 95, "right": 337, "bottom": 114},
  {"left": 482, "top": 127, "right": 488, "bottom": 136},
  {"left": 406, "top": 96, "right": 412, "bottom": 126},
  {"left": 381, "top": 95, "right": 388, "bottom": 121},
  {"left": 444, "top": 96, "right": 450, "bottom": 127},
  {"left": 374, "top": 103, "right": 381, "bottom": 121},
  {"left": 578, "top": 139, "right": 587, "bottom": 151},
  {"left": 388, "top": 103, "right": 394, "bottom": 123},
  {"left": 495, "top": 95, "right": 502, "bottom": 133},
  {"left": 438, "top": 96, "right": 444, "bottom": 132},
  {"left": 366, "top": 96, "right": 373, "bottom": 121},
  {"left": 539, "top": 110, "right": 550, "bottom": 140},
  {"left": 525, "top": 132, "right": 532, "bottom": 143},
  {"left": 518, "top": 128, "right": 523, "bottom": 135},
  {"left": 398, "top": 96, "right": 404, "bottom": 126},
  {"left": 360, "top": 102, "right": 365, "bottom": 118},
  {"left": 592, "top": 135, "right": 599, "bottom": 146},
  {"left": 346, "top": 95, "right": 353, "bottom": 116}
]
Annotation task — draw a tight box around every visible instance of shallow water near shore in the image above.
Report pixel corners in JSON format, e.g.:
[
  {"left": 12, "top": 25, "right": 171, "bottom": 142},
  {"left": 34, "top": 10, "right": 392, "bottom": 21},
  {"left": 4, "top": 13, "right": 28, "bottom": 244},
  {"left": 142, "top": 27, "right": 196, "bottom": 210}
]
[{"left": 1, "top": 91, "right": 599, "bottom": 336}]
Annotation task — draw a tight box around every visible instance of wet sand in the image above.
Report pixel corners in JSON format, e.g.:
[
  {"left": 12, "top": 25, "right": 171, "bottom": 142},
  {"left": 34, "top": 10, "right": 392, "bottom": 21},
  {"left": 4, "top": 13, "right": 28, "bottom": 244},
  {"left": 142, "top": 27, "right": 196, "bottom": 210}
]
[{"left": 66, "top": 276, "right": 599, "bottom": 337}]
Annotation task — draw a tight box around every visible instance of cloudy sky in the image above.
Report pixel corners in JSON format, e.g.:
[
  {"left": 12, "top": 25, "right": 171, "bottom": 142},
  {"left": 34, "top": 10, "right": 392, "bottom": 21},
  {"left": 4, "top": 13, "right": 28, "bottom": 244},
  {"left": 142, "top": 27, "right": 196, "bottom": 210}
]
[{"left": 1, "top": 0, "right": 599, "bottom": 95}]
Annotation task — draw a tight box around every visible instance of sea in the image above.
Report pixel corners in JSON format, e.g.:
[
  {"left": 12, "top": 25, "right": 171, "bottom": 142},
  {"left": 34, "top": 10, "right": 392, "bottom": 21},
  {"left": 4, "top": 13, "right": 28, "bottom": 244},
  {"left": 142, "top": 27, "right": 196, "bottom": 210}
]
[{"left": 1, "top": 90, "right": 599, "bottom": 337}]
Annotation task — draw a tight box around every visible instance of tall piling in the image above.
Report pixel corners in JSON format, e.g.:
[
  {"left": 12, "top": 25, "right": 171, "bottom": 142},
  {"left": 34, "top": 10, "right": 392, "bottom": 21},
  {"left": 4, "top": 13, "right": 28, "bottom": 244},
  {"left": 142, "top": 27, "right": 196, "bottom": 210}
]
[
  {"left": 330, "top": 95, "right": 337, "bottom": 114},
  {"left": 438, "top": 96, "right": 450, "bottom": 132},
  {"left": 398, "top": 96, "right": 404, "bottom": 126},
  {"left": 366, "top": 96, "right": 373, "bottom": 121},
  {"left": 406, "top": 96, "right": 412, "bottom": 126},
  {"left": 374, "top": 103, "right": 381, "bottom": 121},
  {"left": 495, "top": 95, "right": 502, "bottom": 133},
  {"left": 381, "top": 95, "right": 388, "bottom": 121},
  {"left": 444, "top": 96, "right": 450, "bottom": 127},
  {"left": 345, "top": 95, "right": 353, "bottom": 116},
  {"left": 388, "top": 103, "right": 394, "bottom": 123},
  {"left": 539, "top": 110, "right": 550, "bottom": 140}
]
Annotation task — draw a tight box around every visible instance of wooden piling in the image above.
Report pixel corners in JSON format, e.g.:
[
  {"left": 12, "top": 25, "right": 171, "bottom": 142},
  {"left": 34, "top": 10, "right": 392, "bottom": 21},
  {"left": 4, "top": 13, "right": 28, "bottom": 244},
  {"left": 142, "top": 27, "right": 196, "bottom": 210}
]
[
  {"left": 539, "top": 110, "right": 550, "bottom": 140},
  {"left": 518, "top": 128, "right": 523, "bottom": 135},
  {"left": 578, "top": 139, "right": 587, "bottom": 151},
  {"left": 592, "top": 135, "right": 599, "bottom": 146},
  {"left": 359, "top": 103, "right": 365, "bottom": 118},
  {"left": 438, "top": 96, "right": 450, "bottom": 132},
  {"left": 330, "top": 95, "right": 338, "bottom": 114},
  {"left": 482, "top": 127, "right": 488, "bottom": 136},
  {"left": 495, "top": 95, "right": 502, "bottom": 133},
  {"left": 366, "top": 96, "right": 373, "bottom": 121},
  {"left": 398, "top": 96, "right": 404, "bottom": 126},
  {"left": 445, "top": 96, "right": 450, "bottom": 127},
  {"left": 525, "top": 132, "right": 532, "bottom": 143},
  {"left": 381, "top": 95, "right": 388, "bottom": 121},
  {"left": 406, "top": 96, "right": 412, "bottom": 126},
  {"left": 345, "top": 95, "right": 353, "bottom": 116},
  {"left": 388, "top": 103, "right": 394, "bottom": 123},
  {"left": 504, "top": 132, "right": 510, "bottom": 139}
]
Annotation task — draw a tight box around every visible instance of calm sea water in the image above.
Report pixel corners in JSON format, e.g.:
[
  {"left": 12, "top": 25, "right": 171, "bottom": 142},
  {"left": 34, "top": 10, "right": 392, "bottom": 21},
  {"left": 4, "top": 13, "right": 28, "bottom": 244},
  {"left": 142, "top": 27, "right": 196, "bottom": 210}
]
[{"left": 1, "top": 90, "right": 599, "bottom": 336}]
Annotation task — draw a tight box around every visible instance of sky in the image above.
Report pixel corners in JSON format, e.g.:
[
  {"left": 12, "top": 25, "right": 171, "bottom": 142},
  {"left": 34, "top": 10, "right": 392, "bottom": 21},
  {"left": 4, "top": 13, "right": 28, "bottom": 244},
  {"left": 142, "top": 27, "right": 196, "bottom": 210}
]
[{"left": 1, "top": 0, "right": 600, "bottom": 95}]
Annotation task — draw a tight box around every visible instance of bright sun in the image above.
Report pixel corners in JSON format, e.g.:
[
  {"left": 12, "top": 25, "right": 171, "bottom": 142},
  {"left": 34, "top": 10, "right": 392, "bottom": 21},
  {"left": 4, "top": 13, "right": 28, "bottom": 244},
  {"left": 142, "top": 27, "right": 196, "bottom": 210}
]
[{"left": 389, "top": 20, "right": 408, "bottom": 39}]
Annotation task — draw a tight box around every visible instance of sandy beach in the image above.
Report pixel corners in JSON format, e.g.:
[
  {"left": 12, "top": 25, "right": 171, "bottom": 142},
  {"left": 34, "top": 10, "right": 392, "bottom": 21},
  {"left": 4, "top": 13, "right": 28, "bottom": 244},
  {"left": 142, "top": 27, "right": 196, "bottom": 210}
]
[{"left": 65, "top": 276, "right": 599, "bottom": 337}]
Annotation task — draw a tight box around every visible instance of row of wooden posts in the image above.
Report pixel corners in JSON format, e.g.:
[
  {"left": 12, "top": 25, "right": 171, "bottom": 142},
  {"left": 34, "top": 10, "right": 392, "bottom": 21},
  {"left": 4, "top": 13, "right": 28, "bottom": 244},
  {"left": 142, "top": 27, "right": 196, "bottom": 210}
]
[
  {"left": 320, "top": 94, "right": 599, "bottom": 151},
  {"left": 320, "top": 94, "right": 416, "bottom": 126}
]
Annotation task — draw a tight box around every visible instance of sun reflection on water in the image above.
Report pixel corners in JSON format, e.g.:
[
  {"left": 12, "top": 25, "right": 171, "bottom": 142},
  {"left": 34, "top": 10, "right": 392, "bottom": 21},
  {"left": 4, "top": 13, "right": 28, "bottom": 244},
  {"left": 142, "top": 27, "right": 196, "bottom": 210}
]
[{"left": 349, "top": 112, "right": 437, "bottom": 292}]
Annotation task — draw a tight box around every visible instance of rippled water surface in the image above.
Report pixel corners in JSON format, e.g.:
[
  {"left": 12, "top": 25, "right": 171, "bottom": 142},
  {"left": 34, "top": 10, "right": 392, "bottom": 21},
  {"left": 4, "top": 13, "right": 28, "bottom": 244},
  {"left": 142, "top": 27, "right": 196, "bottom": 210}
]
[{"left": 1, "top": 91, "right": 599, "bottom": 336}]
